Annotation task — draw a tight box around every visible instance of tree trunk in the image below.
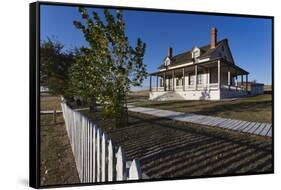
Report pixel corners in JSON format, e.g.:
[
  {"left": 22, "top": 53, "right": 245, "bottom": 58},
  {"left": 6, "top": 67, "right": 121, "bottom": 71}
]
[{"left": 89, "top": 96, "right": 97, "bottom": 112}]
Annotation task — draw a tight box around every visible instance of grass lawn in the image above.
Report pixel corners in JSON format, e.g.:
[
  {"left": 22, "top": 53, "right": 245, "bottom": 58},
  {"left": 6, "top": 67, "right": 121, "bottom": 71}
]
[
  {"left": 39, "top": 94, "right": 272, "bottom": 181},
  {"left": 128, "top": 91, "right": 272, "bottom": 123},
  {"left": 40, "top": 94, "right": 62, "bottom": 111},
  {"left": 40, "top": 114, "right": 80, "bottom": 186},
  {"left": 80, "top": 110, "right": 272, "bottom": 178}
]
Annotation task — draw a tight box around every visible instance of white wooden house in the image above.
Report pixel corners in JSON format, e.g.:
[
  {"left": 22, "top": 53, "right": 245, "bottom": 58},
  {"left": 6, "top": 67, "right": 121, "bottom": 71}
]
[{"left": 149, "top": 28, "right": 250, "bottom": 101}]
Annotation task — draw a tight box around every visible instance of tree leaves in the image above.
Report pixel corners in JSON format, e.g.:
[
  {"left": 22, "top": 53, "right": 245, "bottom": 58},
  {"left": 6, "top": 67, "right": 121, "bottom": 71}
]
[
  {"left": 70, "top": 7, "right": 147, "bottom": 127},
  {"left": 40, "top": 38, "right": 73, "bottom": 95}
]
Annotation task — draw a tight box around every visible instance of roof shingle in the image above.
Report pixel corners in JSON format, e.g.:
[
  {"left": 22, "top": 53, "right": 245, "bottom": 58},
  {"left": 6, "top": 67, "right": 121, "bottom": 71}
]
[{"left": 158, "top": 39, "right": 227, "bottom": 69}]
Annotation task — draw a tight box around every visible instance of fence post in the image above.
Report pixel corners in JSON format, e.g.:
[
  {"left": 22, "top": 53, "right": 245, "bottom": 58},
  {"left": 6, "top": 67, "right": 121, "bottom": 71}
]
[
  {"left": 93, "top": 125, "right": 96, "bottom": 182},
  {"left": 101, "top": 133, "right": 107, "bottom": 182},
  {"left": 116, "top": 147, "right": 126, "bottom": 181},
  {"left": 81, "top": 115, "right": 85, "bottom": 182},
  {"left": 96, "top": 128, "right": 101, "bottom": 182},
  {"left": 128, "top": 159, "right": 142, "bottom": 180},
  {"left": 78, "top": 113, "right": 82, "bottom": 180},
  {"left": 107, "top": 139, "right": 114, "bottom": 182},
  {"left": 53, "top": 109, "right": 56, "bottom": 124},
  {"left": 84, "top": 117, "right": 88, "bottom": 182},
  {"left": 89, "top": 122, "right": 93, "bottom": 183}
]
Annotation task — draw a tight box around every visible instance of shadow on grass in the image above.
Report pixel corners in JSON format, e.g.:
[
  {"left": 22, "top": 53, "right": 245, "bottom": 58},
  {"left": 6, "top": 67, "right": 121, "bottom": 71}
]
[
  {"left": 108, "top": 112, "right": 272, "bottom": 178},
  {"left": 192, "top": 100, "right": 272, "bottom": 116}
]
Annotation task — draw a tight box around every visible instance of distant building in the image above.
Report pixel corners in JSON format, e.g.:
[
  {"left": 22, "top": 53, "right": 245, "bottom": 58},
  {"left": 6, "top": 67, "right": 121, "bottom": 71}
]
[
  {"left": 149, "top": 28, "right": 258, "bottom": 101},
  {"left": 40, "top": 85, "right": 49, "bottom": 93},
  {"left": 249, "top": 82, "right": 264, "bottom": 95}
]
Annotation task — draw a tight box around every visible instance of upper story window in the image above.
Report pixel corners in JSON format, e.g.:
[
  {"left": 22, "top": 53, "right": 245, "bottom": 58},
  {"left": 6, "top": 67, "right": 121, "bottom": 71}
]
[
  {"left": 164, "top": 57, "right": 171, "bottom": 66},
  {"left": 192, "top": 47, "right": 200, "bottom": 59}
]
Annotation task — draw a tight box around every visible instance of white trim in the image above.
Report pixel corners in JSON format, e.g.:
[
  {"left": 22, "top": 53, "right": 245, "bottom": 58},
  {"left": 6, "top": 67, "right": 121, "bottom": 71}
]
[
  {"left": 159, "top": 57, "right": 210, "bottom": 71},
  {"left": 198, "top": 58, "right": 210, "bottom": 63}
]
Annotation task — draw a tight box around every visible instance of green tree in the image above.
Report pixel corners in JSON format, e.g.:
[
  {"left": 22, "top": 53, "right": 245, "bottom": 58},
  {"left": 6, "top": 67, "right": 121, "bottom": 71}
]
[
  {"left": 40, "top": 38, "right": 74, "bottom": 95},
  {"left": 70, "top": 7, "right": 147, "bottom": 127}
]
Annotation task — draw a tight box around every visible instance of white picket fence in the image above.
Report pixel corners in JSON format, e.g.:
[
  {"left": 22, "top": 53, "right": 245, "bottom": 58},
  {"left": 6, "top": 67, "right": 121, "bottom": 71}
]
[{"left": 61, "top": 101, "right": 143, "bottom": 183}]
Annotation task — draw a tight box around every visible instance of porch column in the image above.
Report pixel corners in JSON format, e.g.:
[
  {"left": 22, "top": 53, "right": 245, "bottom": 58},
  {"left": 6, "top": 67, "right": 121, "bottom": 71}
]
[
  {"left": 182, "top": 68, "right": 185, "bottom": 91},
  {"left": 164, "top": 72, "right": 166, "bottom": 91},
  {"left": 149, "top": 75, "right": 152, "bottom": 92},
  {"left": 195, "top": 65, "right": 198, "bottom": 90},
  {"left": 228, "top": 68, "right": 231, "bottom": 91},
  {"left": 246, "top": 74, "right": 248, "bottom": 93},
  {"left": 217, "top": 60, "right": 221, "bottom": 89},
  {"left": 172, "top": 70, "right": 175, "bottom": 91},
  {"left": 207, "top": 67, "right": 210, "bottom": 90},
  {"left": 235, "top": 75, "right": 238, "bottom": 91},
  {"left": 156, "top": 75, "right": 158, "bottom": 91}
]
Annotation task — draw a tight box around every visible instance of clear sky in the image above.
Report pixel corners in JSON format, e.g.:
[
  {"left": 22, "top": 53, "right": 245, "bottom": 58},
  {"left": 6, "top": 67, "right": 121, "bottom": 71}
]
[{"left": 41, "top": 4, "right": 272, "bottom": 89}]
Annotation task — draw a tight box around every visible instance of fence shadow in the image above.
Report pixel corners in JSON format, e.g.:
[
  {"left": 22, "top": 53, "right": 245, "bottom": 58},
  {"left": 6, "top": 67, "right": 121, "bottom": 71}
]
[{"left": 108, "top": 112, "right": 272, "bottom": 178}]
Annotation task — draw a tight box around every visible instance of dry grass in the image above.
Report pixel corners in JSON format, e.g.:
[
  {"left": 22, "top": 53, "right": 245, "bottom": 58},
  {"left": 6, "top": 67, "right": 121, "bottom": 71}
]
[
  {"left": 39, "top": 93, "right": 272, "bottom": 182},
  {"left": 40, "top": 95, "right": 62, "bottom": 111},
  {"left": 40, "top": 114, "right": 80, "bottom": 186}
]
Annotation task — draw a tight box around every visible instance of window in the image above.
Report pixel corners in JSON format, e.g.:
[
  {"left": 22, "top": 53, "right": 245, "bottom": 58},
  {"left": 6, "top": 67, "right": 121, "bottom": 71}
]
[
  {"left": 176, "top": 77, "right": 182, "bottom": 86},
  {"left": 160, "top": 78, "right": 163, "bottom": 87},
  {"left": 165, "top": 57, "right": 170, "bottom": 66},
  {"left": 194, "top": 50, "right": 200, "bottom": 58},
  {"left": 192, "top": 47, "right": 200, "bottom": 59},
  {"left": 197, "top": 73, "right": 203, "bottom": 84},
  {"left": 222, "top": 46, "right": 224, "bottom": 52},
  {"left": 189, "top": 74, "right": 194, "bottom": 85}
]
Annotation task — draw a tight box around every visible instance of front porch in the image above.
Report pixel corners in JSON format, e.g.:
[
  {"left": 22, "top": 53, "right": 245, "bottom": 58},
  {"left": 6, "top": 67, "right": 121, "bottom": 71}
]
[{"left": 149, "top": 59, "right": 249, "bottom": 100}]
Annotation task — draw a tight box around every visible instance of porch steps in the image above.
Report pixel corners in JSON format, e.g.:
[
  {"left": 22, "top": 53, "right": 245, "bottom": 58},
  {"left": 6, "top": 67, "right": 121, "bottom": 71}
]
[{"left": 154, "top": 91, "right": 185, "bottom": 101}]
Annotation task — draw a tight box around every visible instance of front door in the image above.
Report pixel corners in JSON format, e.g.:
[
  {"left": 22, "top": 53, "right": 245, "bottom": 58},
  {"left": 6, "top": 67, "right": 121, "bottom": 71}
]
[{"left": 167, "top": 77, "right": 173, "bottom": 91}]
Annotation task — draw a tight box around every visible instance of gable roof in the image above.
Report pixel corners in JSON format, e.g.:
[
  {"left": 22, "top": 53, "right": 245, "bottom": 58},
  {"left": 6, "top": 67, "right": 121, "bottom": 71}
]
[{"left": 158, "top": 39, "right": 228, "bottom": 69}]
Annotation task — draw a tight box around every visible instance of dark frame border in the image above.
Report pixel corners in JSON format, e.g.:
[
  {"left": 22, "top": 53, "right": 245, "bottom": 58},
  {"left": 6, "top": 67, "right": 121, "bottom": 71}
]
[
  {"left": 29, "top": 1, "right": 274, "bottom": 189},
  {"left": 30, "top": 2, "right": 40, "bottom": 188}
]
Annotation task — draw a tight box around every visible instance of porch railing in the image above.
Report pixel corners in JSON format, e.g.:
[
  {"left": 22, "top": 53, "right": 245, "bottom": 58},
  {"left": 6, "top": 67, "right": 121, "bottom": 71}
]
[
  {"left": 151, "top": 83, "right": 219, "bottom": 91},
  {"left": 151, "top": 83, "right": 246, "bottom": 92}
]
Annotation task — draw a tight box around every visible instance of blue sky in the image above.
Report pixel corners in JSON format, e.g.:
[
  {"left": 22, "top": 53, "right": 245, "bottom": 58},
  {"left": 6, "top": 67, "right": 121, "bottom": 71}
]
[{"left": 41, "top": 5, "right": 272, "bottom": 89}]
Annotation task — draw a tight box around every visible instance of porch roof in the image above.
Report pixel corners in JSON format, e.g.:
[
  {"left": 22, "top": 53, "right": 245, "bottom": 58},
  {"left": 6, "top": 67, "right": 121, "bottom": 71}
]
[{"left": 149, "top": 58, "right": 249, "bottom": 76}]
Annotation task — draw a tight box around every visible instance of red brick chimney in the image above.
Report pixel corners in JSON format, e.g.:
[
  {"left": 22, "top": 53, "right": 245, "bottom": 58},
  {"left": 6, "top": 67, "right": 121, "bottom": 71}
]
[
  {"left": 211, "top": 27, "right": 217, "bottom": 49},
  {"left": 168, "top": 47, "right": 173, "bottom": 57}
]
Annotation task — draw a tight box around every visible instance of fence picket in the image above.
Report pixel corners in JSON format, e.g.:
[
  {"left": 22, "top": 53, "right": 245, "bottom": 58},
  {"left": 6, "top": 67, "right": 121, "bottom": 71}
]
[
  {"left": 85, "top": 118, "right": 89, "bottom": 182},
  {"left": 116, "top": 147, "right": 126, "bottom": 181},
  {"left": 107, "top": 139, "right": 114, "bottom": 182},
  {"left": 89, "top": 123, "right": 93, "bottom": 182},
  {"left": 81, "top": 116, "right": 85, "bottom": 182},
  {"left": 93, "top": 125, "right": 96, "bottom": 182},
  {"left": 101, "top": 133, "right": 107, "bottom": 182},
  {"left": 96, "top": 128, "right": 101, "bottom": 182},
  {"left": 128, "top": 159, "right": 142, "bottom": 180},
  {"left": 61, "top": 101, "right": 144, "bottom": 183}
]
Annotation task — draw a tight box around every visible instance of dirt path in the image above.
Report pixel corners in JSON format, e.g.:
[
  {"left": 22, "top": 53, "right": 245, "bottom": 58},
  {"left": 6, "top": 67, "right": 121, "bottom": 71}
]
[{"left": 40, "top": 114, "right": 80, "bottom": 186}]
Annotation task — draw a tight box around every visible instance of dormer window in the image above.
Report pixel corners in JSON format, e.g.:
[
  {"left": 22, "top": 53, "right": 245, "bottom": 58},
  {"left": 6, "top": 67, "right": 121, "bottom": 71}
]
[
  {"left": 192, "top": 47, "right": 200, "bottom": 59},
  {"left": 164, "top": 57, "right": 171, "bottom": 66}
]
